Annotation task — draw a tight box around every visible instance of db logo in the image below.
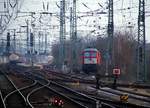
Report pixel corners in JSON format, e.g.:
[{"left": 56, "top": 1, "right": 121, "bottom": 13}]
[{"left": 113, "top": 69, "right": 120, "bottom": 75}]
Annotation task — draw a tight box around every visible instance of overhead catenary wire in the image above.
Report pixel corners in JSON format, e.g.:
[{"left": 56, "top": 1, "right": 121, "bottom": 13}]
[{"left": 1, "top": 0, "right": 150, "bottom": 57}]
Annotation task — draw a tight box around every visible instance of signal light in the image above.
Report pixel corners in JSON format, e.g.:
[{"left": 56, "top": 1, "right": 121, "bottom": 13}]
[
  {"left": 55, "top": 99, "right": 57, "bottom": 103},
  {"left": 51, "top": 97, "right": 64, "bottom": 107}
]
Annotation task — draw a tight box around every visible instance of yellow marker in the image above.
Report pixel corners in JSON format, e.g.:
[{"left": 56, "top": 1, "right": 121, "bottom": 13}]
[{"left": 120, "top": 94, "right": 128, "bottom": 102}]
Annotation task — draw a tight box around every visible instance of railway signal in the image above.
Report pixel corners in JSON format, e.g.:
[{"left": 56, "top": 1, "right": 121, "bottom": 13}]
[
  {"left": 113, "top": 68, "right": 120, "bottom": 89},
  {"left": 49, "top": 97, "right": 64, "bottom": 108}
]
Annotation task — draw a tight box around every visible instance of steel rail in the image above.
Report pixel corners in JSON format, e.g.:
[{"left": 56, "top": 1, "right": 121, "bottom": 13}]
[{"left": 0, "top": 91, "right": 6, "bottom": 108}]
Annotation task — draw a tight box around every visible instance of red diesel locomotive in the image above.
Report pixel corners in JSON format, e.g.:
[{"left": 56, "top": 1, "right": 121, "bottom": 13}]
[{"left": 82, "top": 48, "right": 102, "bottom": 73}]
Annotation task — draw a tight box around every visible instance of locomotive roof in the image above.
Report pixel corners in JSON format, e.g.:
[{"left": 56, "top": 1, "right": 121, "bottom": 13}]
[{"left": 83, "top": 48, "right": 98, "bottom": 52}]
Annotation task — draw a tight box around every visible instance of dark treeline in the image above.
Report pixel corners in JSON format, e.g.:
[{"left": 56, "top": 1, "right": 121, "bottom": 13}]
[{"left": 51, "top": 31, "right": 150, "bottom": 82}]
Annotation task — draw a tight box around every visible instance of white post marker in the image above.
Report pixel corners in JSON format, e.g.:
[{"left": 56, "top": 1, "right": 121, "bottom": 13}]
[{"left": 113, "top": 68, "right": 121, "bottom": 76}]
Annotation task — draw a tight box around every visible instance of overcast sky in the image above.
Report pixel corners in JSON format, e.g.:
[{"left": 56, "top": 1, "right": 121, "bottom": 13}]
[{"left": 1, "top": 0, "right": 150, "bottom": 42}]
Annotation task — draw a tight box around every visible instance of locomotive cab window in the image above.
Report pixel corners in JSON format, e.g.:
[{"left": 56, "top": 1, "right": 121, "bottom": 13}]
[
  {"left": 91, "top": 52, "right": 96, "bottom": 57},
  {"left": 84, "top": 51, "right": 96, "bottom": 57},
  {"left": 84, "top": 52, "right": 90, "bottom": 57}
]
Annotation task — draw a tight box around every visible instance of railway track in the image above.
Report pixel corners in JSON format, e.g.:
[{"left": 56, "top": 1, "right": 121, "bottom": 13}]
[
  {"left": 9, "top": 64, "right": 129, "bottom": 108},
  {"left": 3, "top": 72, "right": 51, "bottom": 108},
  {"left": 21, "top": 81, "right": 41, "bottom": 98},
  {"left": 22, "top": 69, "right": 125, "bottom": 108},
  {"left": 25, "top": 71, "right": 117, "bottom": 108},
  {"left": 99, "top": 87, "right": 150, "bottom": 103},
  {"left": 45, "top": 70, "right": 150, "bottom": 99},
  {"left": 1, "top": 65, "right": 44, "bottom": 108},
  {"left": 4, "top": 89, "right": 28, "bottom": 108},
  {"left": 116, "top": 88, "right": 150, "bottom": 97},
  {"left": 1, "top": 65, "right": 102, "bottom": 108},
  {"left": 15, "top": 71, "right": 86, "bottom": 108},
  {"left": 27, "top": 81, "right": 50, "bottom": 108},
  {"left": 23, "top": 73, "right": 89, "bottom": 108},
  {"left": 100, "top": 88, "right": 150, "bottom": 103},
  {"left": 0, "top": 72, "right": 16, "bottom": 98},
  {"left": 49, "top": 81, "right": 99, "bottom": 108},
  {"left": 49, "top": 81, "right": 119, "bottom": 108},
  {"left": 0, "top": 68, "right": 51, "bottom": 108},
  {"left": 43, "top": 70, "right": 150, "bottom": 108},
  {"left": 71, "top": 83, "right": 150, "bottom": 108},
  {"left": 3, "top": 64, "right": 149, "bottom": 108},
  {"left": 0, "top": 70, "right": 30, "bottom": 108},
  {"left": 45, "top": 69, "right": 150, "bottom": 89},
  {"left": 11, "top": 67, "right": 148, "bottom": 108},
  {"left": 0, "top": 91, "right": 6, "bottom": 108}
]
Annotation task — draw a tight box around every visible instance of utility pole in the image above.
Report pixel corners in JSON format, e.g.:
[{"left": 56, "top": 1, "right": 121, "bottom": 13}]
[
  {"left": 44, "top": 30, "right": 47, "bottom": 54},
  {"left": 38, "top": 31, "right": 41, "bottom": 54},
  {"left": 106, "top": 0, "right": 114, "bottom": 76},
  {"left": 7, "top": 29, "right": 16, "bottom": 53},
  {"left": 137, "top": 0, "right": 146, "bottom": 82},
  {"left": 26, "top": 20, "right": 29, "bottom": 54},
  {"left": 21, "top": 20, "right": 30, "bottom": 54},
  {"left": 6, "top": 32, "right": 10, "bottom": 55},
  {"left": 70, "top": 7, "right": 73, "bottom": 39},
  {"left": 70, "top": 0, "right": 77, "bottom": 71},
  {"left": 70, "top": 7, "right": 73, "bottom": 70},
  {"left": 30, "top": 32, "right": 34, "bottom": 67},
  {"left": 41, "top": 32, "right": 44, "bottom": 53},
  {"left": 59, "top": 0, "right": 66, "bottom": 69},
  {"left": 13, "top": 29, "right": 16, "bottom": 53}
]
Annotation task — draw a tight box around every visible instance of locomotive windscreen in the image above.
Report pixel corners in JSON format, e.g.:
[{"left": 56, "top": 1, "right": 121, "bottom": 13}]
[
  {"left": 83, "top": 51, "right": 97, "bottom": 64},
  {"left": 84, "top": 51, "right": 96, "bottom": 57}
]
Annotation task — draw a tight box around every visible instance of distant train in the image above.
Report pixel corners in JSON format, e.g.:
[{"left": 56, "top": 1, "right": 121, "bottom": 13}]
[{"left": 81, "top": 48, "right": 102, "bottom": 73}]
